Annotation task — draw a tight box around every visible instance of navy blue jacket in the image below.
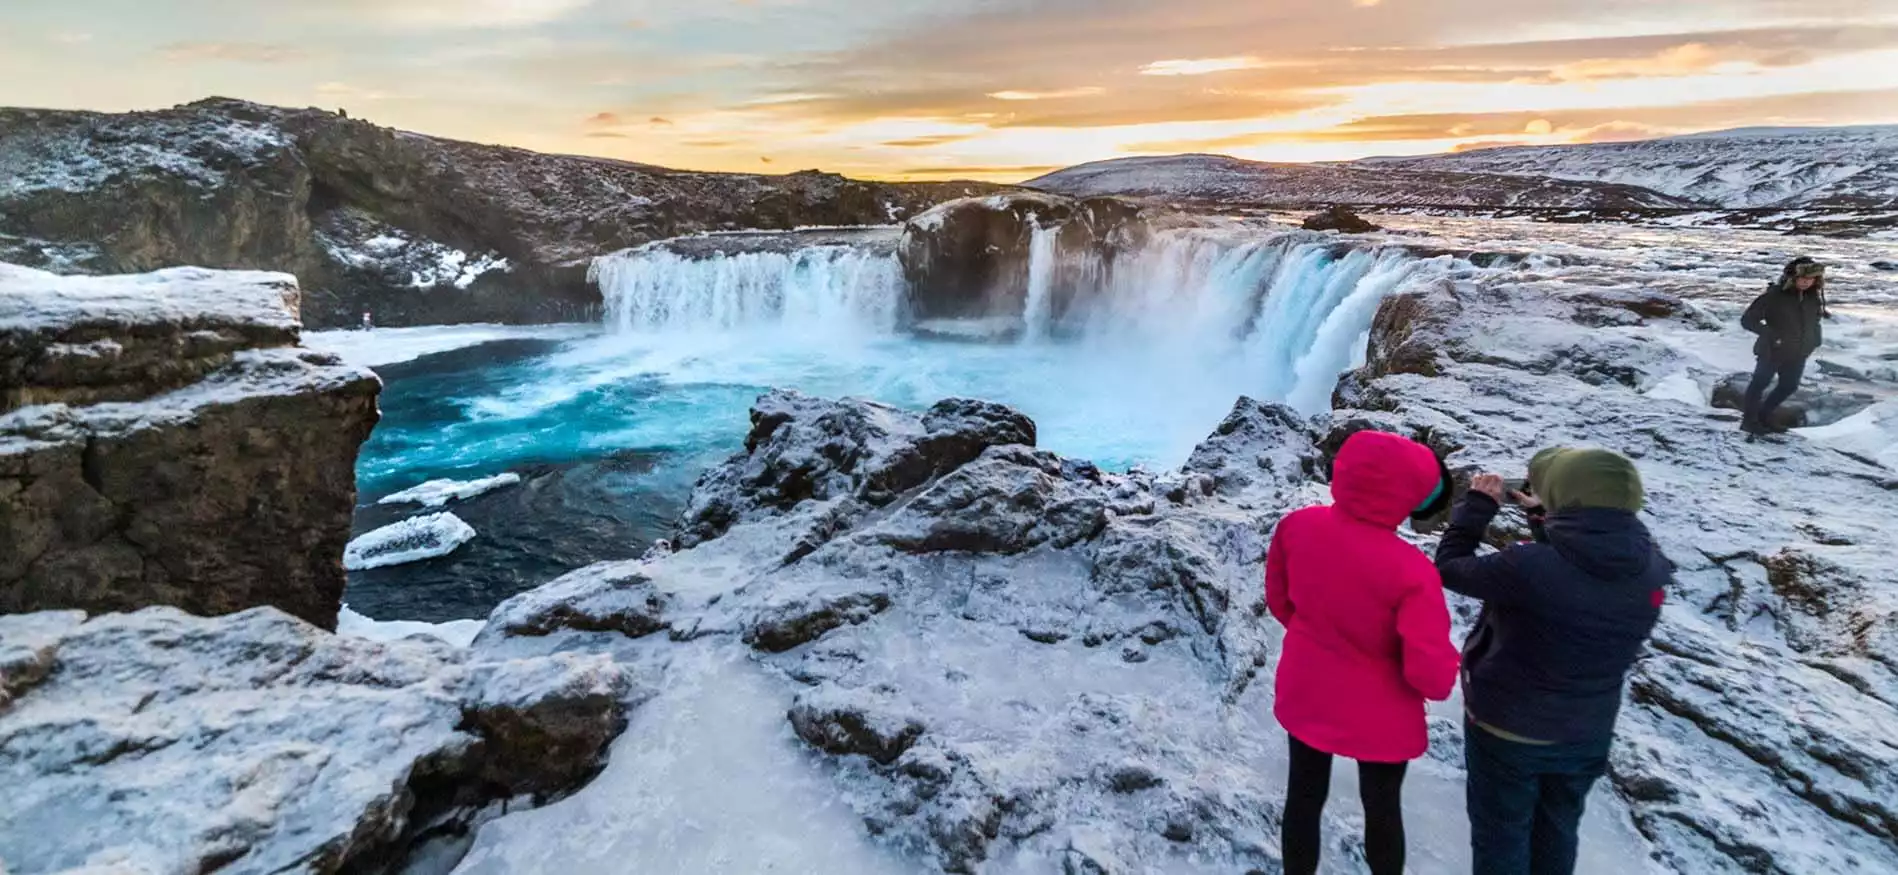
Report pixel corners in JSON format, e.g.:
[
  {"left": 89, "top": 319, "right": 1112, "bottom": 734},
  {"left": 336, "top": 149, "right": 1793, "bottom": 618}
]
[{"left": 1435, "top": 493, "right": 1667, "bottom": 743}]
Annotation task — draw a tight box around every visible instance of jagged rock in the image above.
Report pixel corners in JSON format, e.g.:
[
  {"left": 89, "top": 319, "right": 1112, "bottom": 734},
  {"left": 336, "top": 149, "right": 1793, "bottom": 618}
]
[
  {"left": 1, "top": 266, "right": 377, "bottom": 629},
  {"left": 789, "top": 686, "right": 927, "bottom": 765},
  {"left": 479, "top": 560, "right": 670, "bottom": 642},
  {"left": 0, "top": 99, "right": 1009, "bottom": 328},
  {"left": 1562, "top": 286, "right": 1690, "bottom": 321},
  {"left": 866, "top": 446, "right": 1109, "bottom": 555},
  {"left": 1181, "top": 398, "right": 1323, "bottom": 499},
  {"left": 1710, "top": 371, "right": 1877, "bottom": 428},
  {"left": 1301, "top": 205, "right": 1380, "bottom": 233},
  {"left": 678, "top": 390, "right": 1037, "bottom": 548},
  {"left": 0, "top": 607, "right": 633, "bottom": 875},
  {"left": 745, "top": 585, "right": 892, "bottom": 653}
]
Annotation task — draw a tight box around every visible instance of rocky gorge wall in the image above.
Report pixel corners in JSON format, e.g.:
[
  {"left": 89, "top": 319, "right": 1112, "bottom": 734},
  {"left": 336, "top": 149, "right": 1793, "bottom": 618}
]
[
  {"left": 0, "top": 98, "right": 1010, "bottom": 328},
  {"left": 0, "top": 263, "right": 378, "bottom": 628}
]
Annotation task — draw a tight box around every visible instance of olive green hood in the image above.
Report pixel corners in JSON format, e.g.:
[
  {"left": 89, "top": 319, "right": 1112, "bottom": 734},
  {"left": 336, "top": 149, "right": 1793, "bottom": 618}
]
[{"left": 1527, "top": 447, "right": 1644, "bottom": 513}]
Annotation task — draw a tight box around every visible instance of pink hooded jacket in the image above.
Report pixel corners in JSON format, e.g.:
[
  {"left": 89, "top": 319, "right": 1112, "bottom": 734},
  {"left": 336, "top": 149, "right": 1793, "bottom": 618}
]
[{"left": 1266, "top": 431, "right": 1459, "bottom": 763}]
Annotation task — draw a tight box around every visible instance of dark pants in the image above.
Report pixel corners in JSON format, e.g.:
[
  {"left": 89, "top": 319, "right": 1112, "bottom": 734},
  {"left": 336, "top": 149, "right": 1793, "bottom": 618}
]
[
  {"left": 1464, "top": 720, "right": 1611, "bottom": 875},
  {"left": 1283, "top": 733, "right": 1409, "bottom": 875},
  {"left": 1743, "top": 355, "right": 1806, "bottom": 428}
]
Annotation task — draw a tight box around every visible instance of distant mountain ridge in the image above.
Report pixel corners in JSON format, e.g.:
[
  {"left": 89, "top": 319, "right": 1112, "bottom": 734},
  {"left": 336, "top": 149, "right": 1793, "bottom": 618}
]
[{"left": 1027, "top": 125, "right": 1898, "bottom": 211}]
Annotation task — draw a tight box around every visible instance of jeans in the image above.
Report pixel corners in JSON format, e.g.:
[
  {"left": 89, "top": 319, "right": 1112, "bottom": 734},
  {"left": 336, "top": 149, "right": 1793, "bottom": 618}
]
[
  {"left": 1743, "top": 355, "right": 1806, "bottom": 427},
  {"left": 1283, "top": 733, "right": 1409, "bottom": 875},
  {"left": 1464, "top": 720, "right": 1611, "bottom": 875}
]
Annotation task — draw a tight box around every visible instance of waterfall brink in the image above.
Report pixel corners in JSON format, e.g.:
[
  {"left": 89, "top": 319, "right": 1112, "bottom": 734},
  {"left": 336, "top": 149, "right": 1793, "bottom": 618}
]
[
  {"left": 590, "top": 228, "right": 1450, "bottom": 415},
  {"left": 592, "top": 246, "right": 904, "bottom": 335}
]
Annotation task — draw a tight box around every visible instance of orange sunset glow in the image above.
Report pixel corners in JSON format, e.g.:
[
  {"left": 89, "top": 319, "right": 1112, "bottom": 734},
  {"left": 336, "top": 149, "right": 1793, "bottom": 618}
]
[{"left": 4, "top": 0, "right": 1898, "bottom": 181}]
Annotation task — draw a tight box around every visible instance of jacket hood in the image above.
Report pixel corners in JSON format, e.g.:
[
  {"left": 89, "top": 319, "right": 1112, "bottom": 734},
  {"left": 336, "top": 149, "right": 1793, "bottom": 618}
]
[
  {"left": 1330, "top": 431, "right": 1444, "bottom": 528},
  {"left": 1532, "top": 447, "right": 1644, "bottom": 513},
  {"left": 1543, "top": 508, "right": 1656, "bottom": 579}
]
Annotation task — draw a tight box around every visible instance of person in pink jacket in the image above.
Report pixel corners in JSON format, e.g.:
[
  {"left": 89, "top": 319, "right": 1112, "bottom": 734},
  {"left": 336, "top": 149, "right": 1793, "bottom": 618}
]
[{"left": 1265, "top": 430, "right": 1460, "bottom": 875}]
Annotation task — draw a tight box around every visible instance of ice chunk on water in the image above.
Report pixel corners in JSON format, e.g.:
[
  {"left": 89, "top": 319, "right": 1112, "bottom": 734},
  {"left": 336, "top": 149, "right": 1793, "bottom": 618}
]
[
  {"left": 343, "top": 512, "right": 476, "bottom": 570},
  {"left": 335, "top": 604, "right": 483, "bottom": 647},
  {"left": 378, "top": 473, "right": 522, "bottom": 509}
]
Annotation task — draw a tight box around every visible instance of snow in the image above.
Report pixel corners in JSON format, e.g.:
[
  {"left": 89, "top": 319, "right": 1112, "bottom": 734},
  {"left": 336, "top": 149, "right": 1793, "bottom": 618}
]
[
  {"left": 343, "top": 512, "right": 478, "bottom": 571},
  {"left": 302, "top": 323, "right": 597, "bottom": 367},
  {"left": 1642, "top": 369, "right": 1707, "bottom": 407},
  {"left": 337, "top": 604, "right": 485, "bottom": 647},
  {"left": 0, "top": 114, "right": 289, "bottom": 198},
  {"left": 452, "top": 644, "right": 913, "bottom": 875},
  {"left": 0, "top": 262, "right": 300, "bottom": 335},
  {"left": 317, "top": 224, "right": 512, "bottom": 290},
  {"left": 378, "top": 473, "right": 523, "bottom": 509},
  {"left": 1796, "top": 399, "right": 1898, "bottom": 470}
]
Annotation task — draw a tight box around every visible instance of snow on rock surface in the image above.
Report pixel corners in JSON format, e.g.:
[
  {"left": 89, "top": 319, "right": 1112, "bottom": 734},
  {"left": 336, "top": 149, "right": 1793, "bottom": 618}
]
[
  {"left": 1370, "top": 125, "right": 1898, "bottom": 209},
  {"left": 0, "top": 606, "right": 633, "bottom": 875},
  {"left": 379, "top": 473, "right": 524, "bottom": 509},
  {"left": 337, "top": 604, "right": 485, "bottom": 647},
  {"left": 344, "top": 511, "right": 478, "bottom": 570},
  {"left": 1, "top": 265, "right": 378, "bottom": 629},
  {"left": 448, "top": 215, "right": 1897, "bottom": 874}
]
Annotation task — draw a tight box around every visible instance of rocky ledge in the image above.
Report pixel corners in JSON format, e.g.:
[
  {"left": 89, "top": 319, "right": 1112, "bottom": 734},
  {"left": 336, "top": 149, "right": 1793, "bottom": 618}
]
[
  {"left": 438, "top": 245, "right": 1892, "bottom": 872},
  {"left": 0, "top": 98, "right": 1011, "bottom": 328},
  {"left": 0, "top": 607, "right": 632, "bottom": 874},
  {"left": 0, "top": 264, "right": 378, "bottom": 628}
]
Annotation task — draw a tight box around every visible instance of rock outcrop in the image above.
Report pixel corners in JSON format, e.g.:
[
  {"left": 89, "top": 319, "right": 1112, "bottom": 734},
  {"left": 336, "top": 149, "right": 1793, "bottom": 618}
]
[
  {"left": 898, "top": 193, "right": 1164, "bottom": 327},
  {"left": 0, "top": 606, "right": 632, "bottom": 874},
  {"left": 0, "top": 264, "right": 377, "bottom": 628},
  {"left": 1300, "top": 205, "right": 1380, "bottom": 234},
  {"left": 0, "top": 98, "right": 1011, "bottom": 328},
  {"left": 1709, "top": 371, "right": 1876, "bottom": 429}
]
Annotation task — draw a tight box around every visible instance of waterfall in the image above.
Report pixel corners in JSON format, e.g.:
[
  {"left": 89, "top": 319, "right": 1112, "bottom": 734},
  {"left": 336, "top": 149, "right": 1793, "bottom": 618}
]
[
  {"left": 592, "top": 245, "right": 904, "bottom": 335},
  {"left": 589, "top": 228, "right": 1451, "bottom": 415},
  {"left": 1020, "top": 223, "right": 1059, "bottom": 343}
]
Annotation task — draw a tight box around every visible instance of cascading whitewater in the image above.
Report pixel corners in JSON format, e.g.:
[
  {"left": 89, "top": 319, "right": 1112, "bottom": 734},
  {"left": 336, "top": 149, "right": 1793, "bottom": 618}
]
[
  {"left": 590, "top": 228, "right": 1450, "bottom": 414},
  {"left": 592, "top": 245, "right": 904, "bottom": 335}
]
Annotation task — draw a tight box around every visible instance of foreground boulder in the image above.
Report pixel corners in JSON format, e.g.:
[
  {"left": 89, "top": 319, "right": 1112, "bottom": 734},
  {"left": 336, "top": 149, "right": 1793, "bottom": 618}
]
[
  {"left": 0, "top": 99, "right": 1009, "bottom": 327},
  {"left": 0, "top": 607, "right": 632, "bottom": 875},
  {"left": 0, "top": 264, "right": 377, "bottom": 628}
]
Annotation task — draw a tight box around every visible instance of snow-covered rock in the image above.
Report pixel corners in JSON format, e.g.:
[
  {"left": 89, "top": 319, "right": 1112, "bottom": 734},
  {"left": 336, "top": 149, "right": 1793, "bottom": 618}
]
[
  {"left": 379, "top": 473, "right": 523, "bottom": 509},
  {"left": 0, "top": 606, "right": 633, "bottom": 875},
  {"left": 1372, "top": 125, "right": 1898, "bottom": 210},
  {"left": 337, "top": 604, "right": 485, "bottom": 647},
  {"left": 1, "top": 266, "right": 377, "bottom": 629},
  {"left": 1027, "top": 153, "right": 1694, "bottom": 210},
  {"left": 344, "top": 512, "right": 478, "bottom": 571},
  {"left": 0, "top": 98, "right": 1009, "bottom": 329}
]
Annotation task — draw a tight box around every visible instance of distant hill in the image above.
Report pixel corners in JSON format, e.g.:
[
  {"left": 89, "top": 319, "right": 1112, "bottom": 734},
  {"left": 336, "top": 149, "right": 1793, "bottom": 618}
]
[
  {"left": 1026, "top": 125, "right": 1898, "bottom": 211},
  {"left": 1361, "top": 125, "right": 1898, "bottom": 209}
]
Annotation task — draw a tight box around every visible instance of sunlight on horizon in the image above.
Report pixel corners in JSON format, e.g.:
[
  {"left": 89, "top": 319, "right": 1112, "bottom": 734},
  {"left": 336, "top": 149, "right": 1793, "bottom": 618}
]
[{"left": 4, "top": 1, "right": 1898, "bottom": 182}]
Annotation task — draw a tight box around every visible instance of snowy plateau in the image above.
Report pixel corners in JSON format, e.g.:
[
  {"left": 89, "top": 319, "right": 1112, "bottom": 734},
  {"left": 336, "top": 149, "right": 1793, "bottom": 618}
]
[{"left": 1, "top": 113, "right": 1897, "bottom": 875}]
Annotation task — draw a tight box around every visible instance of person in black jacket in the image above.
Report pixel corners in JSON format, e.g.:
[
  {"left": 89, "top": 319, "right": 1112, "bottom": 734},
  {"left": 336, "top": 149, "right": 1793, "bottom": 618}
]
[
  {"left": 1437, "top": 447, "right": 1668, "bottom": 875},
  {"left": 1740, "top": 257, "right": 1828, "bottom": 435}
]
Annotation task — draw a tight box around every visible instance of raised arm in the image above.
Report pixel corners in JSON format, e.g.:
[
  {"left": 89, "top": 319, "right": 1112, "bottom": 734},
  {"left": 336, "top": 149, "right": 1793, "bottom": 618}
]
[{"left": 1434, "top": 490, "right": 1529, "bottom": 605}]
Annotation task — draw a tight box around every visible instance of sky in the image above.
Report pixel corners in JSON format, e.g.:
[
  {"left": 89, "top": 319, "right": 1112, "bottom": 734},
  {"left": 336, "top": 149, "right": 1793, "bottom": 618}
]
[{"left": 4, "top": 0, "right": 1898, "bottom": 182}]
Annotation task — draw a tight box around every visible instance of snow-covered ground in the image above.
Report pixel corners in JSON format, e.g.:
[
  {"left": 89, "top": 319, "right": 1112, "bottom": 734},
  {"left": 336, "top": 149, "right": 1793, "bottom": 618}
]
[
  {"left": 378, "top": 473, "right": 523, "bottom": 509},
  {"left": 336, "top": 604, "right": 484, "bottom": 647},
  {"left": 304, "top": 323, "right": 598, "bottom": 368}
]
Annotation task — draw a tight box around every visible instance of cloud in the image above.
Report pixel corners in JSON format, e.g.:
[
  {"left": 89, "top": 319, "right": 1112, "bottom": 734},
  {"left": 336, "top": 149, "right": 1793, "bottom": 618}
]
[
  {"left": 649, "top": 116, "right": 675, "bottom": 126},
  {"left": 881, "top": 133, "right": 980, "bottom": 148},
  {"left": 316, "top": 82, "right": 396, "bottom": 101},
  {"left": 1122, "top": 87, "right": 1898, "bottom": 153},
  {"left": 337, "top": 0, "right": 595, "bottom": 29},
  {"left": 1139, "top": 57, "right": 1266, "bottom": 76},
  {"left": 585, "top": 131, "right": 631, "bottom": 138},
  {"left": 586, "top": 111, "right": 624, "bottom": 125},
  {"left": 160, "top": 42, "right": 308, "bottom": 64},
  {"left": 988, "top": 87, "right": 1106, "bottom": 101},
  {"left": 50, "top": 32, "right": 94, "bottom": 45}
]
